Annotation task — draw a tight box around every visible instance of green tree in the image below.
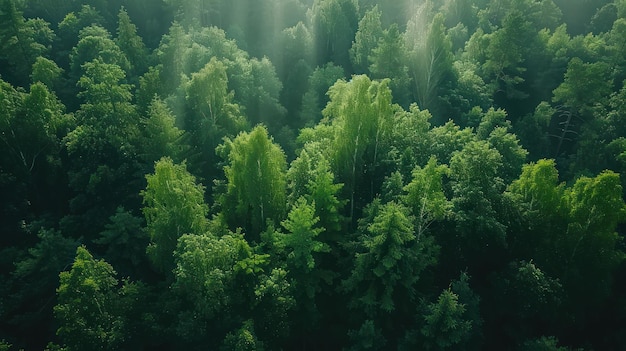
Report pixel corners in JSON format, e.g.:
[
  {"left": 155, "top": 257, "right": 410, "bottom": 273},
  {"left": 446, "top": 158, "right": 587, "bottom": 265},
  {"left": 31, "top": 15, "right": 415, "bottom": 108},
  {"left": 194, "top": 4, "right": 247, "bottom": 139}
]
[
  {"left": 0, "top": 0, "right": 54, "bottom": 86},
  {"left": 369, "top": 24, "right": 411, "bottom": 106},
  {"left": 344, "top": 202, "right": 438, "bottom": 317},
  {"left": 220, "top": 320, "right": 265, "bottom": 351},
  {"left": 280, "top": 198, "right": 328, "bottom": 277},
  {"left": 309, "top": 0, "right": 360, "bottom": 70},
  {"left": 115, "top": 7, "right": 149, "bottom": 79},
  {"left": 552, "top": 57, "right": 612, "bottom": 116},
  {"left": 184, "top": 56, "right": 247, "bottom": 180},
  {"left": 31, "top": 56, "right": 63, "bottom": 89},
  {"left": 95, "top": 208, "right": 148, "bottom": 278},
  {"left": 403, "top": 156, "right": 451, "bottom": 240},
  {"left": 492, "top": 260, "right": 562, "bottom": 344},
  {"left": 155, "top": 22, "right": 191, "bottom": 92},
  {"left": 507, "top": 160, "right": 626, "bottom": 320},
  {"left": 220, "top": 125, "right": 288, "bottom": 239},
  {"left": 299, "top": 63, "right": 345, "bottom": 125},
  {"left": 482, "top": 12, "right": 533, "bottom": 100},
  {"left": 406, "top": 12, "right": 455, "bottom": 114},
  {"left": 421, "top": 289, "right": 472, "bottom": 350},
  {"left": 475, "top": 108, "right": 528, "bottom": 182},
  {"left": 141, "top": 157, "right": 209, "bottom": 275},
  {"left": 448, "top": 140, "right": 506, "bottom": 273},
  {"left": 562, "top": 170, "right": 626, "bottom": 305},
  {"left": 69, "top": 25, "right": 130, "bottom": 81},
  {"left": 7, "top": 229, "right": 79, "bottom": 345},
  {"left": 0, "top": 81, "right": 68, "bottom": 180},
  {"left": 324, "top": 75, "right": 394, "bottom": 220},
  {"left": 389, "top": 103, "right": 433, "bottom": 176},
  {"left": 306, "top": 158, "right": 345, "bottom": 236},
  {"left": 350, "top": 6, "right": 383, "bottom": 74},
  {"left": 139, "top": 97, "right": 185, "bottom": 167},
  {"left": 172, "top": 231, "right": 268, "bottom": 344},
  {"left": 274, "top": 197, "right": 330, "bottom": 337},
  {"left": 54, "top": 246, "right": 125, "bottom": 351},
  {"left": 63, "top": 59, "right": 140, "bottom": 241}
]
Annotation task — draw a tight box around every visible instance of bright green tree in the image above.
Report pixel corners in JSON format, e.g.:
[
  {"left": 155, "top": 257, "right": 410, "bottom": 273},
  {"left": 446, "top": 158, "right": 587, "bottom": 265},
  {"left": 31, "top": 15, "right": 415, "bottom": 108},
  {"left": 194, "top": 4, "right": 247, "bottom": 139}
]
[
  {"left": 220, "top": 320, "right": 265, "bottom": 351},
  {"left": 184, "top": 56, "right": 247, "bottom": 179},
  {"left": 141, "top": 157, "right": 209, "bottom": 275},
  {"left": 221, "top": 125, "right": 288, "bottom": 239},
  {"left": 63, "top": 59, "right": 140, "bottom": 237},
  {"left": 324, "top": 75, "right": 394, "bottom": 219},
  {"left": 403, "top": 156, "right": 451, "bottom": 240},
  {"left": 31, "top": 56, "right": 63, "bottom": 89},
  {"left": 172, "top": 231, "right": 268, "bottom": 343}
]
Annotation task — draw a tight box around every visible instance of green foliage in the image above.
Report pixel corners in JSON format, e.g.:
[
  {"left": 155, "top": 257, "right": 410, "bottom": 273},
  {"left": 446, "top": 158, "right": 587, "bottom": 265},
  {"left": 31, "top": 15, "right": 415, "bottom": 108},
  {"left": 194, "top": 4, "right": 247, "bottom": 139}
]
[
  {"left": 69, "top": 25, "right": 129, "bottom": 80},
  {"left": 350, "top": 6, "right": 383, "bottom": 74},
  {"left": 347, "top": 320, "right": 386, "bottom": 351},
  {"left": 449, "top": 140, "right": 507, "bottom": 270},
  {"left": 345, "top": 201, "right": 438, "bottom": 315},
  {"left": 0, "top": 0, "right": 54, "bottom": 86},
  {"left": 115, "top": 7, "right": 148, "bottom": 78},
  {"left": 221, "top": 320, "right": 265, "bottom": 351},
  {"left": 421, "top": 289, "right": 472, "bottom": 350},
  {"left": 139, "top": 97, "right": 185, "bottom": 166},
  {"left": 31, "top": 56, "right": 63, "bottom": 88},
  {"left": 94, "top": 207, "right": 147, "bottom": 277},
  {"left": 369, "top": 24, "right": 411, "bottom": 105},
  {"left": 552, "top": 57, "right": 612, "bottom": 115},
  {"left": 172, "top": 231, "right": 268, "bottom": 342},
  {"left": 54, "top": 246, "right": 124, "bottom": 351},
  {"left": 142, "top": 157, "right": 209, "bottom": 275},
  {"left": 221, "top": 125, "right": 288, "bottom": 238},
  {"left": 406, "top": 12, "right": 455, "bottom": 114},
  {"left": 324, "top": 75, "right": 394, "bottom": 218},
  {"left": 519, "top": 336, "right": 571, "bottom": 351},
  {"left": 280, "top": 197, "right": 328, "bottom": 273},
  {"left": 299, "top": 63, "right": 345, "bottom": 125},
  {"left": 0, "top": 80, "right": 68, "bottom": 178},
  {"left": 403, "top": 156, "right": 451, "bottom": 239},
  {"left": 309, "top": 0, "right": 360, "bottom": 69}
]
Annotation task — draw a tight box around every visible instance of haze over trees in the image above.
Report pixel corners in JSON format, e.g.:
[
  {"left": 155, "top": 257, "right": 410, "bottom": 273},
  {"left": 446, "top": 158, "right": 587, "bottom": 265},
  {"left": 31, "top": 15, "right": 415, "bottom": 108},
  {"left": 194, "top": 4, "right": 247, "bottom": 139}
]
[{"left": 1, "top": 0, "right": 626, "bottom": 350}]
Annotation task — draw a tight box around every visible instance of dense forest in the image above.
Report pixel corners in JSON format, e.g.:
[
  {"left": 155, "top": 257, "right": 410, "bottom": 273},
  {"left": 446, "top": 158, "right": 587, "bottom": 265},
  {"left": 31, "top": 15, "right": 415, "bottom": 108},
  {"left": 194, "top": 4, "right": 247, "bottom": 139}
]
[{"left": 2, "top": 0, "right": 626, "bottom": 349}]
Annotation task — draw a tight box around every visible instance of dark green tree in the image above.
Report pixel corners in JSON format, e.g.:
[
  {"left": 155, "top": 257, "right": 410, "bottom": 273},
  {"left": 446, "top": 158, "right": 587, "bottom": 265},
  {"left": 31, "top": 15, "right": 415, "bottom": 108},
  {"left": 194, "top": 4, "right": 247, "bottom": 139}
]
[
  {"left": 54, "top": 247, "right": 126, "bottom": 351},
  {"left": 115, "top": 7, "right": 149, "bottom": 79},
  {"left": 344, "top": 201, "right": 438, "bottom": 318},
  {"left": 309, "top": 0, "right": 360, "bottom": 70},
  {"left": 421, "top": 288, "right": 473, "bottom": 350},
  {"left": 0, "top": 0, "right": 54, "bottom": 86},
  {"left": 350, "top": 6, "right": 383, "bottom": 74}
]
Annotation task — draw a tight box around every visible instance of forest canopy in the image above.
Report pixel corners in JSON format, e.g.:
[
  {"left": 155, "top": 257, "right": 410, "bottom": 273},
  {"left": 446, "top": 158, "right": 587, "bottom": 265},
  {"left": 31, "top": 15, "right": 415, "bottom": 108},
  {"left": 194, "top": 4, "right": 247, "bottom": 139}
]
[{"left": 2, "top": 0, "right": 626, "bottom": 350}]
